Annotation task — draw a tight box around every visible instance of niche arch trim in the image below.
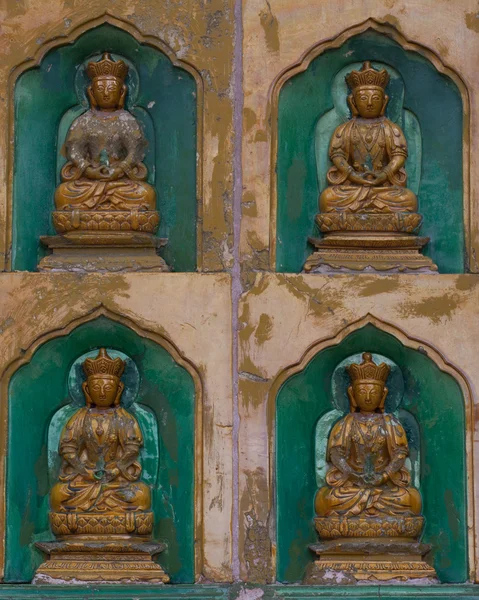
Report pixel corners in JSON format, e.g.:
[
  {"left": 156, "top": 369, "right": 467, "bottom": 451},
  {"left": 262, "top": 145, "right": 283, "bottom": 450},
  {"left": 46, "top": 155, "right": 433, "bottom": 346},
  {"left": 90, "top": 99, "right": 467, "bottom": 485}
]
[
  {"left": 6, "top": 11, "right": 205, "bottom": 271},
  {"left": 0, "top": 304, "right": 204, "bottom": 581},
  {"left": 268, "top": 312, "right": 476, "bottom": 581},
  {"left": 269, "top": 18, "right": 471, "bottom": 271}
]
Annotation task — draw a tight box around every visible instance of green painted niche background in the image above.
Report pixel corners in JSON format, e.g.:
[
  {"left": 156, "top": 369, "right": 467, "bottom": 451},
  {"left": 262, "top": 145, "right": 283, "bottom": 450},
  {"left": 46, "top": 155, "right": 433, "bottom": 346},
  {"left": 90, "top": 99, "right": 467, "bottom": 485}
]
[
  {"left": 276, "top": 30, "right": 464, "bottom": 273},
  {"left": 276, "top": 324, "right": 467, "bottom": 583},
  {"left": 6, "top": 316, "right": 196, "bottom": 583},
  {"left": 12, "top": 23, "right": 197, "bottom": 272}
]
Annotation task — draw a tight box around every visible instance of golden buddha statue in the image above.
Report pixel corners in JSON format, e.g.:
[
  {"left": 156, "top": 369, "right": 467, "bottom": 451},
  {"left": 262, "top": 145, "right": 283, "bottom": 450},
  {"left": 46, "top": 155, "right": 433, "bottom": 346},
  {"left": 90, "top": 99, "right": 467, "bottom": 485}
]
[
  {"left": 319, "top": 62, "right": 417, "bottom": 215},
  {"left": 39, "top": 53, "right": 169, "bottom": 272},
  {"left": 50, "top": 348, "right": 150, "bottom": 516},
  {"left": 315, "top": 353, "right": 421, "bottom": 519},
  {"left": 34, "top": 349, "right": 169, "bottom": 584},
  {"left": 55, "top": 53, "right": 156, "bottom": 213},
  {"left": 304, "top": 62, "right": 437, "bottom": 273},
  {"left": 305, "top": 353, "right": 436, "bottom": 584}
]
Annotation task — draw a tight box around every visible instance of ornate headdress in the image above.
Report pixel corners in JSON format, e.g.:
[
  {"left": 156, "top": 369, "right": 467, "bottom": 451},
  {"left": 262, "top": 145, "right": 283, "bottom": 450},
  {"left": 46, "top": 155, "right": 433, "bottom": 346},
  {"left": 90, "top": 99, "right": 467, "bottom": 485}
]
[
  {"left": 347, "top": 352, "right": 390, "bottom": 385},
  {"left": 346, "top": 61, "right": 389, "bottom": 92},
  {"left": 83, "top": 348, "right": 125, "bottom": 379},
  {"left": 86, "top": 53, "right": 129, "bottom": 83}
]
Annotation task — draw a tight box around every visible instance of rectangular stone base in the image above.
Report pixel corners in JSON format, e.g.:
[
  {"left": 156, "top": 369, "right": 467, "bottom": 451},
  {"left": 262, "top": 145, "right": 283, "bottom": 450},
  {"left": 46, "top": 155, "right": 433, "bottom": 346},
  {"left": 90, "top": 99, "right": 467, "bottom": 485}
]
[
  {"left": 33, "top": 539, "right": 170, "bottom": 584},
  {"left": 304, "top": 556, "right": 438, "bottom": 585},
  {"left": 304, "top": 539, "right": 437, "bottom": 584},
  {"left": 39, "top": 232, "right": 169, "bottom": 273},
  {"left": 304, "top": 233, "right": 438, "bottom": 273}
]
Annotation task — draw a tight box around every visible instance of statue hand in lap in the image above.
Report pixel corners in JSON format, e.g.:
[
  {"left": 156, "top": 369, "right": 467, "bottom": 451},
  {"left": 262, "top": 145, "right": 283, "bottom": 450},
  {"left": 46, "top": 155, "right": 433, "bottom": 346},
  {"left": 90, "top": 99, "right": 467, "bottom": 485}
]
[
  {"left": 315, "top": 353, "right": 422, "bottom": 519},
  {"left": 319, "top": 62, "right": 417, "bottom": 215},
  {"left": 50, "top": 349, "right": 151, "bottom": 515},
  {"left": 54, "top": 53, "right": 156, "bottom": 212}
]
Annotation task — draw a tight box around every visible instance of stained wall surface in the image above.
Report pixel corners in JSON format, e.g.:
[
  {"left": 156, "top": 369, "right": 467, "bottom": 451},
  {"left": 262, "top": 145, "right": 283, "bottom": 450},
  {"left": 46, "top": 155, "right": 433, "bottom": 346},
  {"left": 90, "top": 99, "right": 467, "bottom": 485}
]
[{"left": 0, "top": 0, "right": 478, "bottom": 596}]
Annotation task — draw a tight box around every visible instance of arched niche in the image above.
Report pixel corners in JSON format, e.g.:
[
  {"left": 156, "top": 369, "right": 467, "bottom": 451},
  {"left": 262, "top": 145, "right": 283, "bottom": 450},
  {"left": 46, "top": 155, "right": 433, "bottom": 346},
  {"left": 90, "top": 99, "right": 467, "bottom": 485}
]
[
  {"left": 12, "top": 22, "right": 198, "bottom": 272},
  {"left": 274, "top": 28, "right": 465, "bottom": 274},
  {"left": 5, "top": 315, "right": 196, "bottom": 583},
  {"left": 275, "top": 324, "right": 468, "bottom": 583}
]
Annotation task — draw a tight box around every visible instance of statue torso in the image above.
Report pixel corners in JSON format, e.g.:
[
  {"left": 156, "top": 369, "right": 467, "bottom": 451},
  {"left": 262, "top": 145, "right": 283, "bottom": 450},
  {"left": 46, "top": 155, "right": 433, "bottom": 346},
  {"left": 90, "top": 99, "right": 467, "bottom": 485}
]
[
  {"left": 81, "top": 409, "right": 122, "bottom": 467},
  {"left": 67, "top": 109, "right": 145, "bottom": 165},
  {"left": 347, "top": 413, "right": 390, "bottom": 473},
  {"left": 350, "top": 119, "right": 388, "bottom": 174}
]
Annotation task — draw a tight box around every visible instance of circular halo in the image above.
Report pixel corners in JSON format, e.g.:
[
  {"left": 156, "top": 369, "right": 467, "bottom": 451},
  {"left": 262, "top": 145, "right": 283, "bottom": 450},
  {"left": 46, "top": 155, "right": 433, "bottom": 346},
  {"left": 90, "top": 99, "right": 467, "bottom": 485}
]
[
  {"left": 331, "top": 352, "right": 404, "bottom": 413},
  {"left": 68, "top": 349, "right": 140, "bottom": 408},
  {"left": 75, "top": 53, "right": 140, "bottom": 108}
]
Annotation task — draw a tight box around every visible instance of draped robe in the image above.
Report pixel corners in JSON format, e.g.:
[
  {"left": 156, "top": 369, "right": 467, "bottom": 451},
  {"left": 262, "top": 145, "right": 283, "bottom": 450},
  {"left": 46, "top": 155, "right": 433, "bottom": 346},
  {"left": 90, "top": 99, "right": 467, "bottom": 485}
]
[
  {"left": 50, "top": 406, "right": 150, "bottom": 513},
  {"left": 315, "top": 413, "right": 421, "bottom": 517},
  {"left": 55, "top": 109, "right": 156, "bottom": 211},
  {"left": 319, "top": 117, "right": 417, "bottom": 214}
]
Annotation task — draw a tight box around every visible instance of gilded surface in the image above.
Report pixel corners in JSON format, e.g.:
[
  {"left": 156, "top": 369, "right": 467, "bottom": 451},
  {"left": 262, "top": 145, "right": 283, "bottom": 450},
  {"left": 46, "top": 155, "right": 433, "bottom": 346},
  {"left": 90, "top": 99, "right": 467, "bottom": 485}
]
[
  {"left": 54, "top": 54, "right": 156, "bottom": 217},
  {"left": 319, "top": 63, "right": 417, "bottom": 215},
  {"left": 35, "top": 348, "right": 168, "bottom": 583},
  {"left": 39, "top": 53, "right": 168, "bottom": 272},
  {"left": 304, "top": 62, "right": 436, "bottom": 273},
  {"left": 307, "top": 352, "right": 436, "bottom": 582}
]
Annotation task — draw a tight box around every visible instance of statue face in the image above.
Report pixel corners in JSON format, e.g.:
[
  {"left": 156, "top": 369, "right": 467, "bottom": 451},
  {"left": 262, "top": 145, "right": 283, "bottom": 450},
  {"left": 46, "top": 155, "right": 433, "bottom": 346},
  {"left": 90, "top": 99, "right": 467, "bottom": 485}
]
[
  {"left": 86, "top": 375, "right": 120, "bottom": 408},
  {"left": 91, "top": 76, "right": 123, "bottom": 110},
  {"left": 351, "top": 382, "right": 384, "bottom": 412},
  {"left": 352, "top": 87, "right": 385, "bottom": 118}
]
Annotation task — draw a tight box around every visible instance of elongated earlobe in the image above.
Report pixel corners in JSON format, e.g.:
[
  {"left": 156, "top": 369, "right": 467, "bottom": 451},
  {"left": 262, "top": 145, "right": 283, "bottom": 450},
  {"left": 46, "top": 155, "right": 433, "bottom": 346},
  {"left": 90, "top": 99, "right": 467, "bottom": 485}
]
[
  {"left": 379, "top": 386, "right": 388, "bottom": 413},
  {"left": 114, "top": 381, "right": 125, "bottom": 406},
  {"left": 119, "top": 85, "right": 127, "bottom": 109},
  {"left": 82, "top": 381, "right": 92, "bottom": 408},
  {"left": 347, "top": 385, "right": 357, "bottom": 411},
  {"left": 380, "top": 94, "right": 389, "bottom": 116},
  {"left": 87, "top": 86, "right": 97, "bottom": 109},
  {"left": 347, "top": 94, "right": 358, "bottom": 117}
]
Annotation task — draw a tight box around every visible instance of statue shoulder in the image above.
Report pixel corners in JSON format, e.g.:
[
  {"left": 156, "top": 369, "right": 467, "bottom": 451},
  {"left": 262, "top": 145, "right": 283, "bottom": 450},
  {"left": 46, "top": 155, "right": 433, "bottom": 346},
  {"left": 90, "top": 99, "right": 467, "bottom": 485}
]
[
  {"left": 331, "top": 120, "right": 352, "bottom": 139},
  {"left": 384, "top": 413, "right": 408, "bottom": 444},
  {"left": 69, "top": 110, "right": 92, "bottom": 129},
  {"left": 65, "top": 407, "right": 88, "bottom": 426},
  {"left": 329, "top": 413, "right": 352, "bottom": 439},
  {"left": 116, "top": 406, "right": 138, "bottom": 423},
  {"left": 382, "top": 118, "right": 407, "bottom": 140}
]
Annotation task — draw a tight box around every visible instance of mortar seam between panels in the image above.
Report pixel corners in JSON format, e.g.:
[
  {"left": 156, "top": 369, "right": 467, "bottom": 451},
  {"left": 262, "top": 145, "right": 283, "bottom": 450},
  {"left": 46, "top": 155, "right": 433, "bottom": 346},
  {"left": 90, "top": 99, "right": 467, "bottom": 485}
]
[{"left": 232, "top": 0, "right": 244, "bottom": 582}]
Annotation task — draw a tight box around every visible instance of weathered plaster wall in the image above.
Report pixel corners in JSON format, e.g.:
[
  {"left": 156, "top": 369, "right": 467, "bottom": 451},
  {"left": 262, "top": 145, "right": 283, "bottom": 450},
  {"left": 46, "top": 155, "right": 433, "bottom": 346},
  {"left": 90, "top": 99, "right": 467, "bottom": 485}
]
[
  {"left": 0, "top": 273, "right": 233, "bottom": 582},
  {"left": 0, "top": 0, "right": 235, "bottom": 271},
  {"left": 241, "top": 0, "right": 478, "bottom": 282},
  {"left": 0, "top": 0, "right": 477, "bottom": 592},
  {"left": 238, "top": 274, "right": 479, "bottom": 582}
]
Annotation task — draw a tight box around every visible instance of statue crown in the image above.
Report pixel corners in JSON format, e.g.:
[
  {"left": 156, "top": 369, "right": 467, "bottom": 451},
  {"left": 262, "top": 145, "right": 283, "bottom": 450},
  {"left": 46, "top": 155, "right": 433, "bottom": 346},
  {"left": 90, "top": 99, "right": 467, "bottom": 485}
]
[
  {"left": 347, "top": 352, "right": 390, "bottom": 384},
  {"left": 83, "top": 348, "right": 125, "bottom": 378},
  {"left": 346, "top": 61, "right": 389, "bottom": 92},
  {"left": 86, "top": 53, "right": 129, "bottom": 82}
]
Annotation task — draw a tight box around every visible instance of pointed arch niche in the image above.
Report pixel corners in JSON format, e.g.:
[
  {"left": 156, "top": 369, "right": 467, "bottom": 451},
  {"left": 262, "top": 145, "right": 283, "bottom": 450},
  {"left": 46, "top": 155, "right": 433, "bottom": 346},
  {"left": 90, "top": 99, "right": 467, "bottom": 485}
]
[
  {"left": 11, "top": 18, "right": 201, "bottom": 272},
  {"left": 273, "top": 320, "right": 473, "bottom": 584},
  {"left": 1, "top": 310, "right": 202, "bottom": 584},
  {"left": 271, "top": 21, "right": 469, "bottom": 274}
]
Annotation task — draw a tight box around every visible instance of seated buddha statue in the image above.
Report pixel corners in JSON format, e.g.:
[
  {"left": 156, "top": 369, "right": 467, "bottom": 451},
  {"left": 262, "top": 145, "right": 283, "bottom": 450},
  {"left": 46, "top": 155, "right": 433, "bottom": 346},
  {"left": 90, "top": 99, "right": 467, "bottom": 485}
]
[
  {"left": 304, "top": 62, "right": 436, "bottom": 273},
  {"left": 319, "top": 62, "right": 417, "bottom": 215},
  {"left": 305, "top": 352, "right": 436, "bottom": 583},
  {"left": 35, "top": 348, "right": 169, "bottom": 584},
  {"left": 315, "top": 353, "right": 421, "bottom": 520},
  {"left": 54, "top": 53, "right": 156, "bottom": 213},
  {"left": 50, "top": 348, "right": 151, "bottom": 520}
]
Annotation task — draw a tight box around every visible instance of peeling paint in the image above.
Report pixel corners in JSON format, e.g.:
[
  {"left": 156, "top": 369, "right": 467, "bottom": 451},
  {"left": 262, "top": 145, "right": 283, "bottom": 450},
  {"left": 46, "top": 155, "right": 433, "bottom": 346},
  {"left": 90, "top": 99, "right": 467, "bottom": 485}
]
[
  {"left": 465, "top": 11, "right": 479, "bottom": 32},
  {"left": 397, "top": 292, "right": 462, "bottom": 324},
  {"left": 259, "top": 1, "right": 279, "bottom": 53}
]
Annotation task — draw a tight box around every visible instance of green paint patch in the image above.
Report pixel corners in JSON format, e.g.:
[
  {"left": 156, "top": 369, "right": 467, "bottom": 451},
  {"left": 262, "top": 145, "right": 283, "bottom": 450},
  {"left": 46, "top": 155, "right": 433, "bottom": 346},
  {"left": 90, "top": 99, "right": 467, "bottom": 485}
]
[
  {"left": 13, "top": 23, "right": 197, "bottom": 272},
  {"left": 6, "top": 316, "right": 195, "bottom": 583},
  {"left": 276, "top": 324, "right": 467, "bottom": 583},
  {"left": 276, "top": 31, "right": 464, "bottom": 273}
]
